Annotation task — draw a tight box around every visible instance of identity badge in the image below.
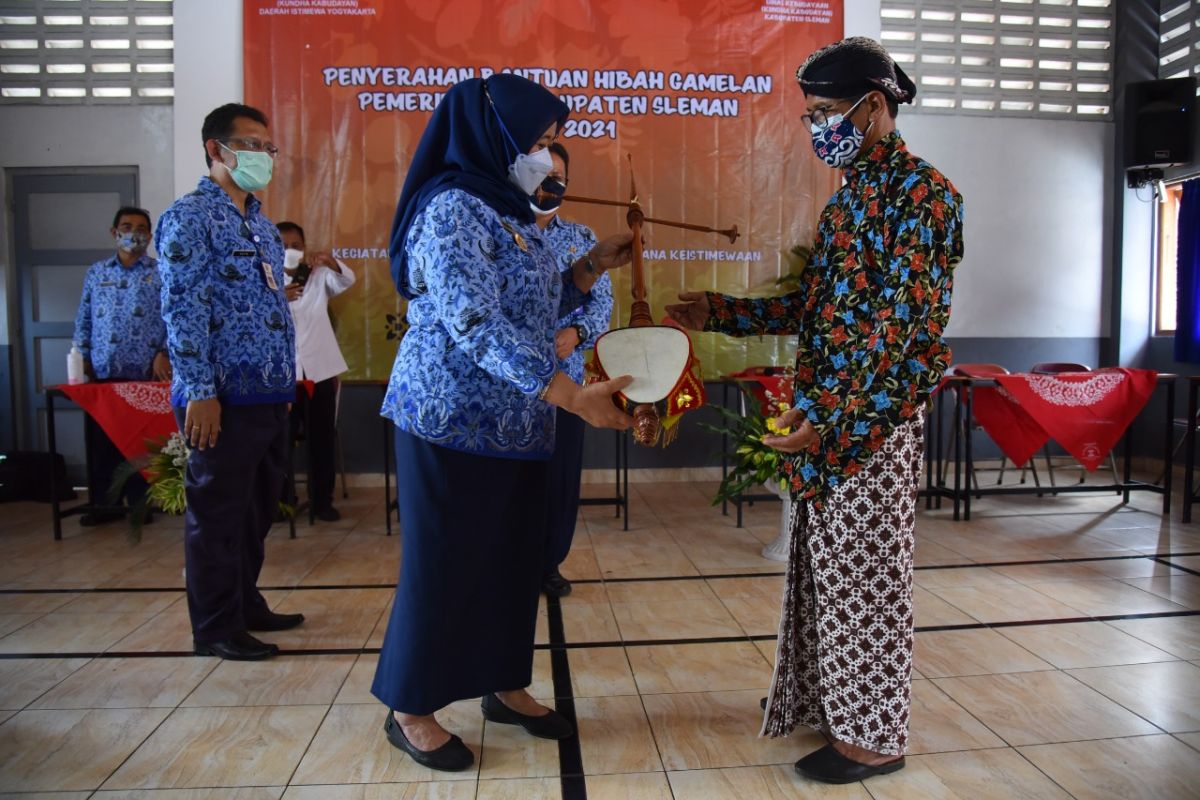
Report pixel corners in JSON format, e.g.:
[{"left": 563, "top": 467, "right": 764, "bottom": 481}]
[{"left": 261, "top": 261, "right": 278, "bottom": 290}]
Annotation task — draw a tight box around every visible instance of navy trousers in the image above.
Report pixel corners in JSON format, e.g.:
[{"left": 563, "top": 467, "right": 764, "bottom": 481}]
[
  {"left": 544, "top": 406, "right": 586, "bottom": 575},
  {"left": 174, "top": 402, "right": 289, "bottom": 644},
  {"left": 372, "top": 429, "right": 549, "bottom": 715}
]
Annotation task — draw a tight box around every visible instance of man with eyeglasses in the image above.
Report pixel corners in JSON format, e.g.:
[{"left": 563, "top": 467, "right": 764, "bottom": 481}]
[
  {"left": 156, "top": 102, "right": 303, "bottom": 661},
  {"left": 667, "top": 37, "right": 964, "bottom": 784}
]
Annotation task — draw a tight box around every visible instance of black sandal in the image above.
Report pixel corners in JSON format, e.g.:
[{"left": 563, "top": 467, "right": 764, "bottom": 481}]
[{"left": 794, "top": 743, "right": 905, "bottom": 784}]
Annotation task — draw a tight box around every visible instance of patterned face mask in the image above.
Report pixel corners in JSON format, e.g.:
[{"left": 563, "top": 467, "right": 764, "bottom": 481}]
[
  {"left": 114, "top": 231, "right": 150, "bottom": 253},
  {"left": 809, "top": 95, "right": 872, "bottom": 168}
]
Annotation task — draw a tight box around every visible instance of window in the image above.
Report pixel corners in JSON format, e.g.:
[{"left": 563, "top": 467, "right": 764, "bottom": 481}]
[
  {"left": 1159, "top": 0, "right": 1200, "bottom": 85},
  {"left": 0, "top": 0, "right": 173, "bottom": 104},
  {"left": 879, "top": 0, "right": 1114, "bottom": 119},
  {"left": 1158, "top": 182, "right": 1184, "bottom": 336}
]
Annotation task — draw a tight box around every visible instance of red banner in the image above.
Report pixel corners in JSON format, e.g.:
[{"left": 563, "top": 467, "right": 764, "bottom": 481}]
[{"left": 242, "top": 0, "right": 844, "bottom": 380}]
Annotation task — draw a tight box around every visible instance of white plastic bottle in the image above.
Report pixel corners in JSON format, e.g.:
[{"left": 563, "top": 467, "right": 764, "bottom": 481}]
[{"left": 67, "top": 344, "right": 86, "bottom": 385}]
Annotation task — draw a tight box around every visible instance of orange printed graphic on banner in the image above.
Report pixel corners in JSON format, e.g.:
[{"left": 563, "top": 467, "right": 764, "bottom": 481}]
[{"left": 243, "top": 0, "right": 843, "bottom": 380}]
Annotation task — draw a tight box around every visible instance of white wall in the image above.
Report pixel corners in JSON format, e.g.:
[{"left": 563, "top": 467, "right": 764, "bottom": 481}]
[
  {"left": 900, "top": 114, "right": 1113, "bottom": 339},
  {"left": 173, "top": 0, "right": 243, "bottom": 196}
]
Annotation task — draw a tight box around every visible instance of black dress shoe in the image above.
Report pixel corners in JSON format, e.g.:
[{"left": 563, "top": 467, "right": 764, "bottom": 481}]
[
  {"left": 79, "top": 510, "right": 124, "bottom": 527},
  {"left": 193, "top": 631, "right": 279, "bottom": 661},
  {"left": 760, "top": 696, "right": 767, "bottom": 710},
  {"left": 481, "top": 693, "right": 574, "bottom": 740},
  {"left": 794, "top": 743, "right": 905, "bottom": 784},
  {"left": 314, "top": 506, "right": 341, "bottom": 522},
  {"left": 246, "top": 611, "right": 305, "bottom": 632},
  {"left": 383, "top": 711, "right": 474, "bottom": 772},
  {"left": 542, "top": 570, "right": 572, "bottom": 598}
]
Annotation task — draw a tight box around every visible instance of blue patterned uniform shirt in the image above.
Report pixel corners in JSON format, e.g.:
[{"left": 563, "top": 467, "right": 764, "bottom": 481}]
[
  {"left": 382, "top": 189, "right": 588, "bottom": 459},
  {"left": 156, "top": 177, "right": 296, "bottom": 407},
  {"left": 73, "top": 254, "right": 166, "bottom": 380},
  {"left": 544, "top": 216, "right": 613, "bottom": 384}
]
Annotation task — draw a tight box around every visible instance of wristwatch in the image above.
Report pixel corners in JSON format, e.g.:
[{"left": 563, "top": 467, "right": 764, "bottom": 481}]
[{"left": 572, "top": 323, "right": 587, "bottom": 343}]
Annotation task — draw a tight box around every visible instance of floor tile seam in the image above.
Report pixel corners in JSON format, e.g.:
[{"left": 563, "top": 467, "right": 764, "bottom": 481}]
[
  {"left": 930, "top": 672, "right": 1166, "bottom": 752},
  {"left": 546, "top": 593, "right": 589, "bottom": 800},
  {"left": 280, "top": 698, "right": 341, "bottom": 792},
  {"left": 2, "top": 611, "right": 1196, "bottom": 660},
  {"left": 8, "top": 550, "right": 1199, "bottom": 596},
  {"left": 615, "top": 643, "right": 673, "bottom": 783},
  {"left": 1023, "top": 578, "right": 1192, "bottom": 618},
  {"left": 916, "top": 677, "right": 1022, "bottom": 758},
  {"left": 89, "top": 697, "right": 180, "bottom": 794},
  {"left": 1057, "top": 664, "right": 1193, "bottom": 736},
  {"left": 1008, "top": 742, "right": 1087, "bottom": 800},
  {"left": 1151, "top": 556, "right": 1200, "bottom": 578}
]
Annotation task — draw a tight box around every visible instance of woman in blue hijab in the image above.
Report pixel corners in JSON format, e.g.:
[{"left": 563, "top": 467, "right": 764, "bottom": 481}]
[{"left": 372, "top": 74, "right": 634, "bottom": 772}]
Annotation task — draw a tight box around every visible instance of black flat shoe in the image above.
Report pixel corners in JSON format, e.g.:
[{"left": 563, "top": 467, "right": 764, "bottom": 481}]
[
  {"left": 194, "top": 631, "right": 279, "bottom": 661},
  {"left": 794, "top": 743, "right": 905, "bottom": 784},
  {"left": 542, "top": 570, "right": 572, "bottom": 598},
  {"left": 246, "top": 611, "right": 305, "bottom": 632},
  {"left": 383, "top": 711, "right": 474, "bottom": 772},
  {"left": 481, "top": 693, "right": 574, "bottom": 740}
]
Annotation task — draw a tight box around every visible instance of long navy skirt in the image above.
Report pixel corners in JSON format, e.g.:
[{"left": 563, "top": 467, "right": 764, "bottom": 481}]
[
  {"left": 371, "top": 428, "right": 549, "bottom": 715},
  {"left": 544, "top": 406, "right": 586, "bottom": 574}
]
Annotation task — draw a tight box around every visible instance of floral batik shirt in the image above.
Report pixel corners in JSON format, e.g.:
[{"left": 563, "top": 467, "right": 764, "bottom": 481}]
[
  {"left": 706, "top": 132, "right": 964, "bottom": 504},
  {"left": 544, "top": 215, "right": 613, "bottom": 384}
]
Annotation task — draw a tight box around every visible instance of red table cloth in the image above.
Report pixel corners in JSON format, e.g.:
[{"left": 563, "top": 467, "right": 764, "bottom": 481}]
[
  {"left": 58, "top": 381, "right": 176, "bottom": 463},
  {"left": 57, "top": 380, "right": 316, "bottom": 465},
  {"left": 728, "top": 367, "right": 794, "bottom": 416},
  {"left": 965, "top": 368, "right": 1159, "bottom": 470}
]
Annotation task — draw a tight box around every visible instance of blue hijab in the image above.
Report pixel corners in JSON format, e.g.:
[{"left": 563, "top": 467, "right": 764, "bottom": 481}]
[{"left": 389, "top": 74, "right": 570, "bottom": 299}]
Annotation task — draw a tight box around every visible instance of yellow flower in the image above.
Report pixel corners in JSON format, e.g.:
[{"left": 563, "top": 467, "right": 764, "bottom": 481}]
[{"left": 765, "top": 416, "right": 791, "bottom": 436}]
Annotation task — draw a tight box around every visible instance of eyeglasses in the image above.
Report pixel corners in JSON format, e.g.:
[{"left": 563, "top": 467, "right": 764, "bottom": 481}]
[
  {"left": 800, "top": 95, "right": 868, "bottom": 132},
  {"left": 220, "top": 137, "right": 279, "bottom": 157}
]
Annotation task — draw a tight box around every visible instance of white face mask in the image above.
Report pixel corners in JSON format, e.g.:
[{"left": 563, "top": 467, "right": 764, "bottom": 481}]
[
  {"left": 284, "top": 248, "right": 304, "bottom": 270},
  {"left": 508, "top": 146, "right": 553, "bottom": 195}
]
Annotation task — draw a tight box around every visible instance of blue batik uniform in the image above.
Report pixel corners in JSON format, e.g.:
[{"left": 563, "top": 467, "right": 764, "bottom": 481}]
[
  {"left": 381, "top": 189, "right": 587, "bottom": 459},
  {"left": 73, "top": 254, "right": 165, "bottom": 380},
  {"left": 156, "top": 176, "right": 295, "bottom": 408},
  {"left": 544, "top": 215, "right": 612, "bottom": 383},
  {"left": 372, "top": 74, "right": 586, "bottom": 718},
  {"left": 541, "top": 214, "right": 612, "bottom": 581},
  {"left": 154, "top": 175, "right": 296, "bottom": 647}
]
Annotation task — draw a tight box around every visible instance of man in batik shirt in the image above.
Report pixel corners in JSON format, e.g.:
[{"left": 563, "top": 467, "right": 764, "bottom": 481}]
[{"left": 668, "top": 37, "right": 964, "bottom": 784}]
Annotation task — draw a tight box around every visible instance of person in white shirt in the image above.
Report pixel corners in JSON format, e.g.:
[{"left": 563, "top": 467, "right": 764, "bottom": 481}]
[{"left": 278, "top": 221, "right": 356, "bottom": 521}]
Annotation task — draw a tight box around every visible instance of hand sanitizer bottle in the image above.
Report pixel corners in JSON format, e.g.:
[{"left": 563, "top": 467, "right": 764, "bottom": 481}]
[{"left": 67, "top": 344, "right": 86, "bottom": 385}]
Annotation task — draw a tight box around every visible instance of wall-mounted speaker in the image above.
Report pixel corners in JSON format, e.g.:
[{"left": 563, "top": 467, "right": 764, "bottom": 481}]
[{"left": 1125, "top": 76, "right": 1196, "bottom": 169}]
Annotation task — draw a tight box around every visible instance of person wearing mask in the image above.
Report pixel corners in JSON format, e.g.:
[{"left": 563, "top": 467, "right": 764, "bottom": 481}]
[
  {"left": 277, "top": 221, "right": 356, "bottom": 522},
  {"left": 73, "top": 206, "right": 170, "bottom": 525},
  {"left": 667, "top": 38, "right": 964, "bottom": 784},
  {"left": 532, "top": 142, "right": 614, "bottom": 598},
  {"left": 371, "top": 74, "right": 634, "bottom": 772},
  {"left": 156, "top": 103, "right": 304, "bottom": 662}
]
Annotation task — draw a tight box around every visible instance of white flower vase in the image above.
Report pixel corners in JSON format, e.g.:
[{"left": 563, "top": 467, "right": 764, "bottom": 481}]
[{"left": 760, "top": 480, "right": 793, "bottom": 562}]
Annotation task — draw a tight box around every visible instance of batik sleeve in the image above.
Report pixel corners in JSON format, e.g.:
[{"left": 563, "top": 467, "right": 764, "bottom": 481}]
[
  {"left": 157, "top": 206, "right": 218, "bottom": 401},
  {"left": 414, "top": 194, "right": 558, "bottom": 398},
  {"left": 73, "top": 267, "right": 95, "bottom": 357},
  {"left": 702, "top": 287, "right": 809, "bottom": 337}
]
